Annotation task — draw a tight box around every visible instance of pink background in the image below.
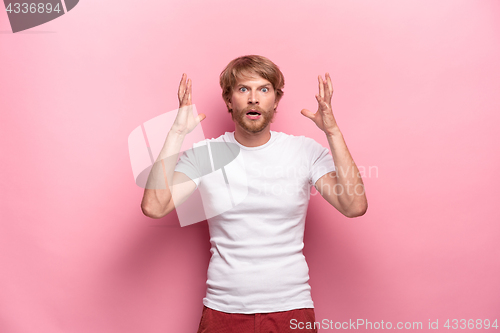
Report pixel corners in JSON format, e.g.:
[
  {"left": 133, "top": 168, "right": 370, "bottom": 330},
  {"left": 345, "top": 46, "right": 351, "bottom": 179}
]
[{"left": 1, "top": 0, "right": 499, "bottom": 332}]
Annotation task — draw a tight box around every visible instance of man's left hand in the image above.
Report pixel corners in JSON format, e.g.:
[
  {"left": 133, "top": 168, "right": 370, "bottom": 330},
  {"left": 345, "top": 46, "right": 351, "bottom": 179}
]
[{"left": 301, "top": 73, "right": 339, "bottom": 136}]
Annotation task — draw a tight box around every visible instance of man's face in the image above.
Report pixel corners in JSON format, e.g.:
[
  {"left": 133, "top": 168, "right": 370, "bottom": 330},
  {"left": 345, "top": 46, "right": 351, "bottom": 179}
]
[{"left": 227, "top": 72, "right": 279, "bottom": 134}]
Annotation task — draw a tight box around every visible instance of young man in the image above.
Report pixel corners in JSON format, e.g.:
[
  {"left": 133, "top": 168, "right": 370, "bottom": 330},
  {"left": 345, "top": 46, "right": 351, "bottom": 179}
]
[{"left": 141, "top": 55, "right": 367, "bottom": 333}]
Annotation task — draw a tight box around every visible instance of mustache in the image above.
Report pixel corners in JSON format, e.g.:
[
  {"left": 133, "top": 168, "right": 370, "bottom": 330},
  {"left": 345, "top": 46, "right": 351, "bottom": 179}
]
[{"left": 242, "top": 106, "right": 265, "bottom": 113}]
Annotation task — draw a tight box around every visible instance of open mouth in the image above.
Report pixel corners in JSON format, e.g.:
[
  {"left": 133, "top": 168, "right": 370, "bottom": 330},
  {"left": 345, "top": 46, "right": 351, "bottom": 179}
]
[
  {"left": 246, "top": 110, "right": 261, "bottom": 116},
  {"left": 245, "top": 110, "right": 262, "bottom": 120}
]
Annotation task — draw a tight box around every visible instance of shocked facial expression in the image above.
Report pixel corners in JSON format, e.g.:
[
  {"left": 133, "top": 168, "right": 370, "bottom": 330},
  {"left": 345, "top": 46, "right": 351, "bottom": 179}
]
[{"left": 227, "top": 73, "right": 279, "bottom": 134}]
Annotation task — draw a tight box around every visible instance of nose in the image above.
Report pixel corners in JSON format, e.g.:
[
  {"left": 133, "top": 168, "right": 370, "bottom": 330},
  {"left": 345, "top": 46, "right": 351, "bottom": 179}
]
[{"left": 248, "top": 90, "right": 259, "bottom": 104}]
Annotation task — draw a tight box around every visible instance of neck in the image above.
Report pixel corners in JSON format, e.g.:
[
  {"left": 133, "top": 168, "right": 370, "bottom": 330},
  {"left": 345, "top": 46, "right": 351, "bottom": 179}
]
[{"left": 234, "top": 125, "right": 272, "bottom": 147}]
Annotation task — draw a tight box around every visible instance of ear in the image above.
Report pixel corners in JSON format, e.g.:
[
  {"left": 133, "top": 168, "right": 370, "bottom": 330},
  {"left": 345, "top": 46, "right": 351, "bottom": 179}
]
[
  {"left": 274, "top": 97, "right": 280, "bottom": 111},
  {"left": 227, "top": 98, "right": 233, "bottom": 111}
]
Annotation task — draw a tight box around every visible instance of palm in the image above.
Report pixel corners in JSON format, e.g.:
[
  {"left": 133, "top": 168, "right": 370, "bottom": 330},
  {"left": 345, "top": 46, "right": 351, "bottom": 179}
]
[
  {"left": 171, "top": 73, "right": 206, "bottom": 135},
  {"left": 301, "top": 73, "right": 338, "bottom": 136}
]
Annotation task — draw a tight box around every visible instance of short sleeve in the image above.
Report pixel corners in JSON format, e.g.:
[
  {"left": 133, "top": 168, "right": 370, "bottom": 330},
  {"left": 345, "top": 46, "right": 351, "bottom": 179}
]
[
  {"left": 306, "top": 138, "right": 336, "bottom": 186},
  {"left": 174, "top": 144, "right": 203, "bottom": 188}
]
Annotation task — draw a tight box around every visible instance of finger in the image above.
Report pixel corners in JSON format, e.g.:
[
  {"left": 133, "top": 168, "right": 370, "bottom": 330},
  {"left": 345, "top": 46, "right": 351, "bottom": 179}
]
[
  {"left": 323, "top": 80, "right": 331, "bottom": 102},
  {"left": 318, "top": 75, "right": 325, "bottom": 99},
  {"left": 197, "top": 113, "right": 206, "bottom": 123},
  {"left": 315, "top": 94, "right": 330, "bottom": 113},
  {"left": 187, "top": 78, "right": 192, "bottom": 105},
  {"left": 323, "top": 73, "right": 332, "bottom": 102},
  {"left": 178, "top": 73, "right": 187, "bottom": 102},
  {"left": 326, "top": 72, "right": 333, "bottom": 96},
  {"left": 181, "top": 79, "right": 191, "bottom": 106},
  {"left": 300, "top": 108, "right": 315, "bottom": 120},
  {"left": 315, "top": 94, "right": 324, "bottom": 105}
]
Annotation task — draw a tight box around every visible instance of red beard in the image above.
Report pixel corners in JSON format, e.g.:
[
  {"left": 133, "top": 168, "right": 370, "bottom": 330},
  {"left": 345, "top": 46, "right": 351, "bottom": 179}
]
[{"left": 232, "top": 106, "right": 276, "bottom": 133}]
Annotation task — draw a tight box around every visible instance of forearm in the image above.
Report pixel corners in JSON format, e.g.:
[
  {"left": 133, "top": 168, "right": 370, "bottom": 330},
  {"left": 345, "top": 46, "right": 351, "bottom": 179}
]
[
  {"left": 326, "top": 127, "right": 367, "bottom": 216},
  {"left": 141, "top": 131, "right": 185, "bottom": 218}
]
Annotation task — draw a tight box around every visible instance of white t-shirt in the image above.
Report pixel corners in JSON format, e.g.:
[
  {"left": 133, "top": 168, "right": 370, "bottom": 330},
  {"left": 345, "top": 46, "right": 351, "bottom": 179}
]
[{"left": 174, "top": 131, "right": 336, "bottom": 313}]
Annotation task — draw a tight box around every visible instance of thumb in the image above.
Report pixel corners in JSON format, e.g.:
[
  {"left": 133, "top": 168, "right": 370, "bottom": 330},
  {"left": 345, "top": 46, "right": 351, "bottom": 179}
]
[
  {"left": 301, "top": 109, "right": 315, "bottom": 120},
  {"left": 197, "top": 113, "right": 206, "bottom": 123}
]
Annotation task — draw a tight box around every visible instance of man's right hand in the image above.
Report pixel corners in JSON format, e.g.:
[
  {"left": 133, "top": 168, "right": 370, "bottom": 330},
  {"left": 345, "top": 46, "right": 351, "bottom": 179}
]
[
  {"left": 171, "top": 73, "right": 206, "bottom": 136},
  {"left": 141, "top": 74, "right": 203, "bottom": 219}
]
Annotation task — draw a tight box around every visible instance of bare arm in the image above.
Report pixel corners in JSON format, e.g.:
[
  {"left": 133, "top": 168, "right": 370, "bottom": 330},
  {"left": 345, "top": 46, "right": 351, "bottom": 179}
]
[
  {"left": 301, "top": 73, "right": 368, "bottom": 218},
  {"left": 315, "top": 131, "right": 367, "bottom": 218},
  {"left": 141, "top": 74, "right": 206, "bottom": 219}
]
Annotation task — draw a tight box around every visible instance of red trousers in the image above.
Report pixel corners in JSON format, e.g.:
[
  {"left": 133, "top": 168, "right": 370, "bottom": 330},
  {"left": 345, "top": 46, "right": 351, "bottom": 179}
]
[{"left": 196, "top": 305, "right": 318, "bottom": 333}]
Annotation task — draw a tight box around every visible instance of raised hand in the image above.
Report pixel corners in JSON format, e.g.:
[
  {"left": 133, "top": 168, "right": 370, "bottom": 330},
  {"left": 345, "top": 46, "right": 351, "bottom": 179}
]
[
  {"left": 171, "top": 73, "right": 206, "bottom": 136},
  {"left": 300, "top": 73, "right": 339, "bottom": 136}
]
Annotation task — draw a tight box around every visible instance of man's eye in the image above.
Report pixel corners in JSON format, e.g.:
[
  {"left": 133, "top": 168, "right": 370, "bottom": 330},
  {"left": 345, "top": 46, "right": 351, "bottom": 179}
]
[
  {"left": 240, "top": 87, "right": 248, "bottom": 92},
  {"left": 261, "top": 87, "right": 269, "bottom": 92}
]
